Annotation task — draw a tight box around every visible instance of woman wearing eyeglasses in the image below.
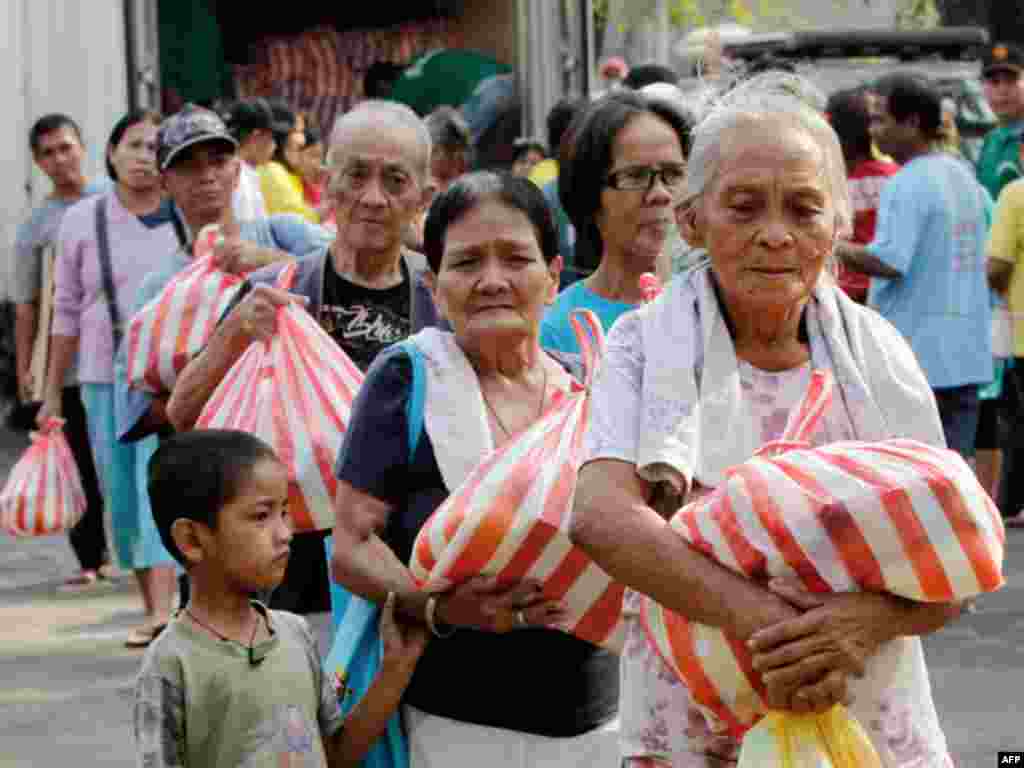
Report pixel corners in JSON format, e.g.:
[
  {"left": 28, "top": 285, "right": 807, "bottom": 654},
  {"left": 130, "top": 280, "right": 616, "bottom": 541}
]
[{"left": 539, "top": 91, "right": 692, "bottom": 363}]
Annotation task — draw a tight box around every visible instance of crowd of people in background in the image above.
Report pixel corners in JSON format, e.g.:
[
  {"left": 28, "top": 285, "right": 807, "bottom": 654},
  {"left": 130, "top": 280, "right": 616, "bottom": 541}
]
[{"left": 5, "top": 36, "right": 1023, "bottom": 768}]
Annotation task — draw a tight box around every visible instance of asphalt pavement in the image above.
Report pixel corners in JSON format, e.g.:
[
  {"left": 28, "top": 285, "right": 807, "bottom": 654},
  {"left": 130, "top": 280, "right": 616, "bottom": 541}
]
[{"left": 0, "top": 424, "right": 1021, "bottom": 767}]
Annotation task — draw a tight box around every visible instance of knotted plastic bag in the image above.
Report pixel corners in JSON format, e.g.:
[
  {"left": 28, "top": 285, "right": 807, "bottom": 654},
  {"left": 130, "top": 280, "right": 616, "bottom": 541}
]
[
  {"left": 737, "top": 708, "right": 880, "bottom": 768},
  {"left": 409, "top": 309, "right": 626, "bottom": 650},
  {"left": 126, "top": 224, "right": 247, "bottom": 393},
  {"left": 641, "top": 369, "right": 1005, "bottom": 762},
  {"left": 196, "top": 262, "right": 364, "bottom": 531},
  {"left": 1, "top": 418, "right": 86, "bottom": 537}
]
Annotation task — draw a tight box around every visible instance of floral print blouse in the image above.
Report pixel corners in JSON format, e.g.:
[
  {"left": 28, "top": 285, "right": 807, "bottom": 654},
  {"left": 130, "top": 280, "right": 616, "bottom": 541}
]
[{"left": 591, "top": 355, "right": 955, "bottom": 768}]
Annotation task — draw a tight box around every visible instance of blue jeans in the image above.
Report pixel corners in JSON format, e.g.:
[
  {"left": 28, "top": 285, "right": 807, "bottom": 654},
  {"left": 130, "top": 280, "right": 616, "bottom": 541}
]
[{"left": 933, "top": 384, "right": 980, "bottom": 459}]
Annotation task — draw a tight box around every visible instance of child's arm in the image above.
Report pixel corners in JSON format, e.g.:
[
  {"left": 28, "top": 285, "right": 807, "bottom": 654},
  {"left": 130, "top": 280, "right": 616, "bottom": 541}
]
[{"left": 325, "top": 593, "right": 429, "bottom": 768}]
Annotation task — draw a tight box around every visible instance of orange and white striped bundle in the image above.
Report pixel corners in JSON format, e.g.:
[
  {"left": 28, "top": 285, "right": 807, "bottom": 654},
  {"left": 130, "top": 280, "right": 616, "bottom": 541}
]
[
  {"left": 196, "top": 263, "right": 364, "bottom": 532},
  {"left": 126, "top": 225, "right": 247, "bottom": 393},
  {"left": 641, "top": 370, "right": 1006, "bottom": 738},
  {"left": 410, "top": 310, "right": 627, "bottom": 651},
  {"left": 0, "top": 419, "right": 85, "bottom": 537}
]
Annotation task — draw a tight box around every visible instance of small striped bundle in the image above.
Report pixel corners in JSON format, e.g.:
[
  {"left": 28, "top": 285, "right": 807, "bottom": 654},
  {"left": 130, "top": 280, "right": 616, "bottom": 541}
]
[
  {"left": 126, "top": 225, "right": 246, "bottom": 393},
  {"left": 641, "top": 370, "right": 1006, "bottom": 738},
  {"left": 196, "top": 263, "right": 364, "bottom": 531},
  {"left": 410, "top": 310, "right": 626, "bottom": 651},
  {"left": 1, "top": 419, "right": 85, "bottom": 537}
]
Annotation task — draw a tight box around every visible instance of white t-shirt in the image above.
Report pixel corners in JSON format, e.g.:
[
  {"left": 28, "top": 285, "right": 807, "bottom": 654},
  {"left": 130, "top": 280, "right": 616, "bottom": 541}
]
[{"left": 232, "top": 161, "right": 267, "bottom": 222}]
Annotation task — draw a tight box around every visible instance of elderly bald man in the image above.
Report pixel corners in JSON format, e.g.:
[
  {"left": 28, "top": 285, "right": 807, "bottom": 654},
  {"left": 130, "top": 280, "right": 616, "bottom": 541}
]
[
  {"left": 169, "top": 100, "right": 440, "bottom": 429},
  {"left": 167, "top": 100, "right": 442, "bottom": 615}
]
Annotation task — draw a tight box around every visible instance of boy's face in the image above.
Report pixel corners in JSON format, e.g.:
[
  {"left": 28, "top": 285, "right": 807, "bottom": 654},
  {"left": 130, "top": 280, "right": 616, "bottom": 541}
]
[{"left": 208, "top": 459, "right": 293, "bottom": 593}]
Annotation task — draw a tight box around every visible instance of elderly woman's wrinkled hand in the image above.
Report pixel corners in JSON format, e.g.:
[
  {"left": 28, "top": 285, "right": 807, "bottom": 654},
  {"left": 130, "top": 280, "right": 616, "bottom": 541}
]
[
  {"left": 747, "top": 580, "right": 899, "bottom": 713},
  {"left": 436, "top": 576, "right": 568, "bottom": 634}
]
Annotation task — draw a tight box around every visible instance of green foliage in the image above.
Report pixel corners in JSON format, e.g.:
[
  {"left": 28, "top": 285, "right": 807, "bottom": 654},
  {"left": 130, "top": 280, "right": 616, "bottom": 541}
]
[
  {"left": 895, "top": 0, "right": 941, "bottom": 28},
  {"left": 593, "top": 0, "right": 944, "bottom": 35},
  {"left": 596, "top": 0, "right": 840, "bottom": 31}
]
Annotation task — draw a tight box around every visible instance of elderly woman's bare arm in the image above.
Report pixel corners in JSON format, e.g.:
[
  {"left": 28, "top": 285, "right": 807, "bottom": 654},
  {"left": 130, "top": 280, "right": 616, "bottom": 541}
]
[
  {"left": 330, "top": 483, "right": 426, "bottom": 615},
  {"left": 571, "top": 459, "right": 801, "bottom": 642},
  {"left": 332, "top": 481, "right": 564, "bottom": 634}
]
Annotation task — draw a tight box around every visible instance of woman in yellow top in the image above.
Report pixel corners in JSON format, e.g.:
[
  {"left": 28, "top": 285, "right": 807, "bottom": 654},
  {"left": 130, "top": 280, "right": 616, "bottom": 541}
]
[{"left": 259, "top": 105, "right": 319, "bottom": 223}]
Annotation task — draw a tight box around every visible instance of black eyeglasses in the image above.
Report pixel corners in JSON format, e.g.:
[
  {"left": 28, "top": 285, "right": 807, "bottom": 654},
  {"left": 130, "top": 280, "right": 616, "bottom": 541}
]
[{"left": 605, "top": 164, "right": 687, "bottom": 192}]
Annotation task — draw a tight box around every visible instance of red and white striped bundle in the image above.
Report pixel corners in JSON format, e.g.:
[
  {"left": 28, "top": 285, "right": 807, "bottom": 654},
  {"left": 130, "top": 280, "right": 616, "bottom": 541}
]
[
  {"left": 1, "top": 419, "right": 85, "bottom": 537},
  {"left": 196, "top": 263, "right": 364, "bottom": 532},
  {"left": 126, "top": 225, "right": 246, "bottom": 394},
  {"left": 409, "top": 310, "right": 626, "bottom": 651},
  {"left": 641, "top": 370, "right": 1006, "bottom": 737}
]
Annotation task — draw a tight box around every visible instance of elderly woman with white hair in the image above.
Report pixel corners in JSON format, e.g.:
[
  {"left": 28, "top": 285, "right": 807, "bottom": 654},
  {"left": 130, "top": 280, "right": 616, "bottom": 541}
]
[{"left": 570, "top": 73, "right": 962, "bottom": 767}]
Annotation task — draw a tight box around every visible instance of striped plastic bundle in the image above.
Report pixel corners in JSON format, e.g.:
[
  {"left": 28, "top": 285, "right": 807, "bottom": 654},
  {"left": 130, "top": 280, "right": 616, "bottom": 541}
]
[
  {"left": 1, "top": 419, "right": 85, "bottom": 537},
  {"left": 125, "top": 225, "right": 247, "bottom": 393},
  {"left": 409, "top": 310, "right": 626, "bottom": 651},
  {"left": 196, "top": 263, "right": 364, "bottom": 532},
  {"left": 641, "top": 370, "right": 1006, "bottom": 739}
]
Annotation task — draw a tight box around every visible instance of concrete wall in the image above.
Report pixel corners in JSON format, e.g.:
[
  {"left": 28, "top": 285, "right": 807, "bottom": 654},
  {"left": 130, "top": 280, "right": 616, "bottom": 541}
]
[{"left": 0, "top": 0, "right": 128, "bottom": 298}]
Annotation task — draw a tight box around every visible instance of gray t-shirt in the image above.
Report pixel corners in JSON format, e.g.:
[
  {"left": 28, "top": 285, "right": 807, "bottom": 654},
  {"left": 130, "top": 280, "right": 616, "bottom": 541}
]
[
  {"left": 10, "top": 179, "right": 111, "bottom": 304},
  {"left": 10, "top": 179, "right": 111, "bottom": 386},
  {"left": 133, "top": 605, "right": 345, "bottom": 768}
]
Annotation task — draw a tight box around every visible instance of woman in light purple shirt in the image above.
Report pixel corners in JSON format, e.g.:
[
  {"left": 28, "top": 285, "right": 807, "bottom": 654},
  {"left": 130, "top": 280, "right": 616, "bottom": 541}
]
[{"left": 39, "top": 111, "right": 181, "bottom": 648}]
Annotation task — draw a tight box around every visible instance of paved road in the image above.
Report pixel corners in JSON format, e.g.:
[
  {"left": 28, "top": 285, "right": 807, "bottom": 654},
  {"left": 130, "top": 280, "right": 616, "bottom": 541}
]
[{"left": 0, "top": 424, "right": 1022, "bottom": 767}]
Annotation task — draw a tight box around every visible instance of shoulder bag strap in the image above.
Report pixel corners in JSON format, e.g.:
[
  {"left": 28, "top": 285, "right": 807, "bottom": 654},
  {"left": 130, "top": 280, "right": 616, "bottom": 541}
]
[
  {"left": 94, "top": 198, "right": 123, "bottom": 352},
  {"left": 401, "top": 340, "right": 426, "bottom": 458},
  {"left": 169, "top": 202, "right": 189, "bottom": 249}
]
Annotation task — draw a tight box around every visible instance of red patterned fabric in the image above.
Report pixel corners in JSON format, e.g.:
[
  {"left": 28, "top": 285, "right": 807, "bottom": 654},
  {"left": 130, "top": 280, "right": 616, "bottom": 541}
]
[
  {"left": 235, "top": 22, "right": 465, "bottom": 135},
  {"left": 195, "top": 263, "right": 365, "bottom": 532}
]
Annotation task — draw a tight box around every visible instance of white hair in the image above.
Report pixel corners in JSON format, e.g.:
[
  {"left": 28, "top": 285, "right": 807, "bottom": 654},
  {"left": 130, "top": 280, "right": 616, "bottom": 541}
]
[
  {"left": 326, "top": 99, "right": 432, "bottom": 185},
  {"left": 640, "top": 82, "right": 690, "bottom": 112},
  {"left": 683, "top": 71, "right": 853, "bottom": 241}
]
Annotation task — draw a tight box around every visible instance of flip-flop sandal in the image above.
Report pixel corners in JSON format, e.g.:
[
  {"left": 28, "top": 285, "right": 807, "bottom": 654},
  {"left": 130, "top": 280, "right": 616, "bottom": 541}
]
[
  {"left": 97, "top": 563, "right": 118, "bottom": 580},
  {"left": 124, "top": 622, "right": 168, "bottom": 649},
  {"left": 57, "top": 570, "right": 100, "bottom": 593}
]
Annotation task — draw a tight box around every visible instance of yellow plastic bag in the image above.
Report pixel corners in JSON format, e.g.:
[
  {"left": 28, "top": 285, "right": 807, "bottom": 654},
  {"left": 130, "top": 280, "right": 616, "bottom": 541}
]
[{"left": 737, "top": 706, "right": 882, "bottom": 768}]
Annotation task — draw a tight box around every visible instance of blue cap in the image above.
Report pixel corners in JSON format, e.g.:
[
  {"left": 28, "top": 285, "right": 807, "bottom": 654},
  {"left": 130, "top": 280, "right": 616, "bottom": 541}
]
[{"left": 157, "top": 104, "right": 238, "bottom": 171}]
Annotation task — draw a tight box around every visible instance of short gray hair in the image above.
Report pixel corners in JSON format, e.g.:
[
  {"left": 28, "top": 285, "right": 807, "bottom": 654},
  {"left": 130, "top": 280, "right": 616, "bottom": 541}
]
[
  {"left": 683, "top": 72, "right": 852, "bottom": 241},
  {"left": 327, "top": 99, "right": 432, "bottom": 184},
  {"left": 423, "top": 106, "right": 471, "bottom": 152}
]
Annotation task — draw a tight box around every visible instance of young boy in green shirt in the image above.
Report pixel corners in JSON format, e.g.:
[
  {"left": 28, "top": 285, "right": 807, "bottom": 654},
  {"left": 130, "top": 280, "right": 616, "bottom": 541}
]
[{"left": 134, "top": 429, "right": 427, "bottom": 767}]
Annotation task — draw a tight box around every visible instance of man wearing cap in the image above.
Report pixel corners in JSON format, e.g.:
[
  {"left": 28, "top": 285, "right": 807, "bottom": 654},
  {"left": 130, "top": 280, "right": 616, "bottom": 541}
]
[
  {"left": 977, "top": 43, "right": 1024, "bottom": 200},
  {"left": 114, "top": 103, "right": 332, "bottom": 615},
  {"left": 117, "top": 104, "right": 331, "bottom": 443},
  {"left": 225, "top": 98, "right": 280, "bottom": 221},
  {"left": 977, "top": 45, "right": 1024, "bottom": 528}
]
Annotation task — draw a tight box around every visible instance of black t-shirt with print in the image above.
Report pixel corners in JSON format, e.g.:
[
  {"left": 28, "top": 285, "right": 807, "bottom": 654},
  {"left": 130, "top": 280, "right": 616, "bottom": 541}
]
[
  {"left": 219, "top": 255, "right": 413, "bottom": 615},
  {"left": 319, "top": 258, "right": 411, "bottom": 373}
]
